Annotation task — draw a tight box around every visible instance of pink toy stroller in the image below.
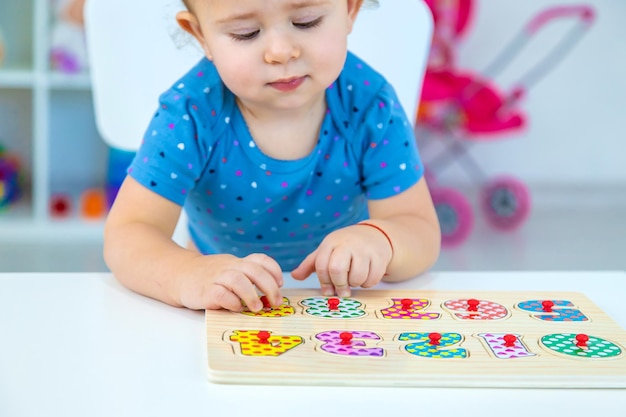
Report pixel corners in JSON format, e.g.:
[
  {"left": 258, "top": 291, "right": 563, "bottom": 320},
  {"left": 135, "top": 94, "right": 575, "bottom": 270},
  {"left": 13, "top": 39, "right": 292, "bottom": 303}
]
[{"left": 416, "top": 1, "right": 595, "bottom": 247}]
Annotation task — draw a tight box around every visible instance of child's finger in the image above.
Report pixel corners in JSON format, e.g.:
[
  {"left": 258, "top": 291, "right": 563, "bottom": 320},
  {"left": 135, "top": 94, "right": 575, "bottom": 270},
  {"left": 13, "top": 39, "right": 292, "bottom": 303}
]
[
  {"left": 236, "top": 254, "right": 283, "bottom": 307},
  {"left": 311, "top": 253, "right": 335, "bottom": 296},
  {"left": 360, "top": 261, "right": 387, "bottom": 288},
  {"left": 325, "top": 249, "right": 351, "bottom": 298},
  {"left": 291, "top": 251, "right": 316, "bottom": 281},
  {"left": 216, "top": 274, "right": 264, "bottom": 312},
  {"left": 251, "top": 271, "right": 283, "bottom": 308},
  {"left": 244, "top": 253, "right": 284, "bottom": 287},
  {"left": 347, "top": 256, "right": 369, "bottom": 288},
  {"left": 204, "top": 284, "right": 247, "bottom": 312},
  {"left": 310, "top": 247, "right": 336, "bottom": 296}
]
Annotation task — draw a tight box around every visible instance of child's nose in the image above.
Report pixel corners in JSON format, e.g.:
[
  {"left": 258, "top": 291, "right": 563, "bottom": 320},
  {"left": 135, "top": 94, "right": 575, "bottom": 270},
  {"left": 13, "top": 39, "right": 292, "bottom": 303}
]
[{"left": 263, "top": 31, "right": 300, "bottom": 64}]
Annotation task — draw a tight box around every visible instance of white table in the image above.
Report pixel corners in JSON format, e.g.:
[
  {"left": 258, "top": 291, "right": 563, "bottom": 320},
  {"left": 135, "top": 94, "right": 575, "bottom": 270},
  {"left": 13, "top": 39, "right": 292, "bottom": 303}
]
[{"left": 1, "top": 271, "right": 625, "bottom": 416}]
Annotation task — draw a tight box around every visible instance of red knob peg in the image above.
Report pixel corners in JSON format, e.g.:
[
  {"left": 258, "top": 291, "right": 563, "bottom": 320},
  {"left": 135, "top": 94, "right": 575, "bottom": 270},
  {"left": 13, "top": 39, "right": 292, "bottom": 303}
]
[
  {"left": 503, "top": 334, "right": 517, "bottom": 347},
  {"left": 257, "top": 331, "right": 271, "bottom": 344},
  {"left": 401, "top": 298, "right": 413, "bottom": 310},
  {"left": 428, "top": 332, "right": 442, "bottom": 346},
  {"left": 328, "top": 297, "right": 340, "bottom": 311},
  {"left": 467, "top": 299, "right": 480, "bottom": 312},
  {"left": 575, "top": 333, "right": 589, "bottom": 347},
  {"left": 542, "top": 300, "right": 554, "bottom": 312},
  {"left": 260, "top": 295, "right": 271, "bottom": 309},
  {"left": 339, "top": 332, "right": 353, "bottom": 345}
]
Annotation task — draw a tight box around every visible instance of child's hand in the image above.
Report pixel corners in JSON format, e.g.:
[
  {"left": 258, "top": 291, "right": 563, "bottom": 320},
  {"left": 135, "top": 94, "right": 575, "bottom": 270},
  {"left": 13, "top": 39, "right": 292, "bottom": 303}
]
[
  {"left": 177, "top": 253, "right": 284, "bottom": 312},
  {"left": 291, "top": 224, "right": 392, "bottom": 297}
]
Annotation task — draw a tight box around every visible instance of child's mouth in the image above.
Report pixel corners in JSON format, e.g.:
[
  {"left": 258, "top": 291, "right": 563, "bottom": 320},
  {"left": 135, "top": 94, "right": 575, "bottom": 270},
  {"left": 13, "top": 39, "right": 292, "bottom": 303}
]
[{"left": 268, "top": 76, "right": 306, "bottom": 92}]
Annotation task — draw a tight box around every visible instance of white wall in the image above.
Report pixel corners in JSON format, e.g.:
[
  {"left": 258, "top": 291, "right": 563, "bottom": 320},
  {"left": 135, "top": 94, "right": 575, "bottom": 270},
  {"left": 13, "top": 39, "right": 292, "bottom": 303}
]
[{"left": 416, "top": 0, "right": 626, "bottom": 187}]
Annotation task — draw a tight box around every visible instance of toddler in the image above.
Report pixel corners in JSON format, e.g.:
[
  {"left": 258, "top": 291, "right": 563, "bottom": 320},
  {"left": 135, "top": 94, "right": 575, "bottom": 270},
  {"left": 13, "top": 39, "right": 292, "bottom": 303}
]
[{"left": 104, "top": 0, "right": 441, "bottom": 312}]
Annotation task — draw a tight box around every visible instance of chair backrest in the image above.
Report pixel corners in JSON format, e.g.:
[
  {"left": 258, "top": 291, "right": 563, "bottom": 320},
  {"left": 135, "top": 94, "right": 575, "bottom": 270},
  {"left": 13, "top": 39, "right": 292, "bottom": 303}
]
[{"left": 85, "top": 0, "right": 433, "bottom": 151}]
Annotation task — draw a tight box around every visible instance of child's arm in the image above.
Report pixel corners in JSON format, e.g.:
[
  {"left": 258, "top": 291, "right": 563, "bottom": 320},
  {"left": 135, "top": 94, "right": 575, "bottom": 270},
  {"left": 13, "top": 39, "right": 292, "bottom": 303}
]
[
  {"left": 291, "top": 177, "right": 440, "bottom": 297},
  {"left": 366, "top": 177, "right": 441, "bottom": 280},
  {"left": 103, "top": 176, "right": 284, "bottom": 311}
]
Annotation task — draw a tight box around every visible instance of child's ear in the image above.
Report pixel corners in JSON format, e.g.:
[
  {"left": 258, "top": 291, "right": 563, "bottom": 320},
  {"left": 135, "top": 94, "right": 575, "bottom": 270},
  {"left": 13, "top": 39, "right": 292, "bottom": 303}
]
[
  {"left": 346, "top": 0, "right": 365, "bottom": 33},
  {"left": 176, "top": 11, "right": 213, "bottom": 59}
]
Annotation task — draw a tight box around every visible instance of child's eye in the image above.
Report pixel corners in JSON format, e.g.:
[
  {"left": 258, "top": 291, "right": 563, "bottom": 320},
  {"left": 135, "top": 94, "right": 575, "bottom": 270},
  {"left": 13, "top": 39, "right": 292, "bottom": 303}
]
[
  {"left": 231, "top": 30, "right": 260, "bottom": 41},
  {"left": 293, "top": 17, "right": 323, "bottom": 29}
]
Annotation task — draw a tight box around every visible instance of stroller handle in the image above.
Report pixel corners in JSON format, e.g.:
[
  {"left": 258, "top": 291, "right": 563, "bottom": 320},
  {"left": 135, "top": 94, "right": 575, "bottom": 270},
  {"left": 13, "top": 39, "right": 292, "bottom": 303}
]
[{"left": 526, "top": 5, "right": 595, "bottom": 34}]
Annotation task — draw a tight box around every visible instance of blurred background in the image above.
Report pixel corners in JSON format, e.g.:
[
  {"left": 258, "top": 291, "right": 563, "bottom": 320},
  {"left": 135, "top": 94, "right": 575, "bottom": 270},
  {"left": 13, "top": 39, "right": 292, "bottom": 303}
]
[{"left": 0, "top": 0, "right": 624, "bottom": 273}]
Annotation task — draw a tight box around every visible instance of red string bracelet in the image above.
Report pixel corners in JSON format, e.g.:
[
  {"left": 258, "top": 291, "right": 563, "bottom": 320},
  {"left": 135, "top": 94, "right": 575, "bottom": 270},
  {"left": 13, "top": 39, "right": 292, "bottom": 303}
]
[{"left": 356, "top": 222, "right": 394, "bottom": 255}]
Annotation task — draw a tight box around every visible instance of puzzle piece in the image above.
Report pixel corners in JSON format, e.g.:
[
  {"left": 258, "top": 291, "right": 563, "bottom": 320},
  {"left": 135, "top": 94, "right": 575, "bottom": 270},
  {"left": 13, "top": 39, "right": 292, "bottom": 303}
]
[
  {"left": 399, "top": 332, "right": 468, "bottom": 359},
  {"left": 229, "top": 330, "right": 303, "bottom": 357},
  {"left": 300, "top": 297, "right": 366, "bottom": 319},
  {"left": 378, "top": 298, "right": 441, "bottom": 320},
  {"left": 443, "top": 298, "right": 509, "bottom": 320},
  {"left": 516, "top": 299, "right": 589, "bottom": 322},
  {"left": 477, "top": 333, "right": 536, "bottom": 359},
  {"left": 315, "top": 330, "right": 384, "bottom": 357},
  {"left": 540, "top": 333, "right": 622, "bottom": 359},
  {"left": 240, "top": 296, "right": 295, "bottom": 317}
]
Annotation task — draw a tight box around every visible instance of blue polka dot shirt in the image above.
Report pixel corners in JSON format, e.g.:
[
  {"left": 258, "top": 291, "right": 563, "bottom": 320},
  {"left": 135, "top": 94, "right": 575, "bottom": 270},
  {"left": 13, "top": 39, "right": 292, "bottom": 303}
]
[{"left": 129, "top": 51, "right": 424, "bottom": 270}]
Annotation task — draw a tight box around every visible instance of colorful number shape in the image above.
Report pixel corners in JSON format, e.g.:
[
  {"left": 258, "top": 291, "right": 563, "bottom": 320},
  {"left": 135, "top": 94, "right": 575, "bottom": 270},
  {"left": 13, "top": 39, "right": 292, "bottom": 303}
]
[
  {"left": 541, "top": 333, "right": 622, "bottom": 359},
  {"left": 300, "top": 297, "right": 366, "bottom": 319},
  {"left": 476, "top": 333, "right": 536, "bottom": 359},
  {"left": 240, "top": 297, "right": 295, "bottom": 317},
  {"left": 378, "top": 298, "right": 441, "bottom": 320},
  {"left": 315, "top": 330, "right": 384, "bottom": 357},
  {"left": 229, "top": 330, "right": 303, "bottom": 357},
  {"left": 517, "top": 300, "right": 589, "bottom": 322},
  {"left": 443, "top": 299, "right": 509, "bottom": 320},
  {"left": 398, "top": 332, "right": 468, "bottom": 359}
]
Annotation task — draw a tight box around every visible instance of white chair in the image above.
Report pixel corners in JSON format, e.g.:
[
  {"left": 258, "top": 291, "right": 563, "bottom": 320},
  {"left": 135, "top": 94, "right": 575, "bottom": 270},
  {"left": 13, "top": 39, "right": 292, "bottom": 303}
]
[{"left": 84, "top": 0, "right": 433, "bottom": 243}]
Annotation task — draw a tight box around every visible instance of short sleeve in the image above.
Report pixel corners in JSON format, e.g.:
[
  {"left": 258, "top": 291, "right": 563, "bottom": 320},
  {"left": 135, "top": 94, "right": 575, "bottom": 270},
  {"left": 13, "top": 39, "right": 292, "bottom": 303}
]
[
  {"left": 127, "top": 88, "right": 207, "bottom": 206},
  {"left": 357, "top": 82, "right": 424, "bottom": 199}
]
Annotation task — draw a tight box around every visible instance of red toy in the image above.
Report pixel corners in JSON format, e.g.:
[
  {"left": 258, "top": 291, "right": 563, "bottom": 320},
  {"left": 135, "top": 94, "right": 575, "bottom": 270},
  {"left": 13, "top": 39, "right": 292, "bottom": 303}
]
[
  {"left": 49, "top": 193, "right": 73, "bottom": 218},
  {"left": 417, "top": 2, "right": 595, "bottom": 247},
  {"left": 80, "top": 188, "right": 107, "bottom": 219},
  {"left": 0, "top": 145, "right": 21, "bottom": 209}
]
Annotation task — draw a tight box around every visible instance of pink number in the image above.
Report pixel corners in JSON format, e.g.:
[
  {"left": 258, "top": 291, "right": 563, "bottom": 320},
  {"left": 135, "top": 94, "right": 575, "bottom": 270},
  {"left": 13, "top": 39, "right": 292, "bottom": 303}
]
[
  {"left": 315, "top": 330, "right": 384, "bottom": 357},
  {"left": 443, "top": 298, "right": 509, "bottom": 320},
  {"left": 379, "top": 298, "right": 441, "bottom": 320},
  {"left": 476, "top": 333, "right": 536, "bottom": 359}
]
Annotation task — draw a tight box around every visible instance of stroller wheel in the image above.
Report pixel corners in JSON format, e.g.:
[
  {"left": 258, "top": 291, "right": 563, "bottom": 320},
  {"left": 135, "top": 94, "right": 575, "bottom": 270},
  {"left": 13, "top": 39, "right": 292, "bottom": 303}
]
[
  {"left": 481, "top": 176, "right": 531, "bottom": 231},
  {"left": 430, "top": 187, "right": 473, "bottom": 248}
]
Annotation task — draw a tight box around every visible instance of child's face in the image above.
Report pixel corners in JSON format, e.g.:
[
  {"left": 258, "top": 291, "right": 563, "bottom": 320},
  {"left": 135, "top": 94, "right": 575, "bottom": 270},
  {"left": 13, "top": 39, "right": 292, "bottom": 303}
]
[{"left": 178, "top": 0, "right": 364, "bottom": 112}]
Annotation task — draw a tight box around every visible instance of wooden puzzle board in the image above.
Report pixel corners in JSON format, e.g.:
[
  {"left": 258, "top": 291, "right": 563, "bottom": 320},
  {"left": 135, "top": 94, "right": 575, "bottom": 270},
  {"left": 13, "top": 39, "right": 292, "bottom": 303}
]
[{"left": 205, "top": 289, "right": 626, "bottom": 388}]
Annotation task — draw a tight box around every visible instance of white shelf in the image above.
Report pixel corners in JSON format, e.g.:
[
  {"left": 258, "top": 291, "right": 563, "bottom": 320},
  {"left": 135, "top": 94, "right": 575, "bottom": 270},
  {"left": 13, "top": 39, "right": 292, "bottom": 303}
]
[
  {"left": 1, "top": 219, "right": 104, "bottom": 242},
  {"left": 48, "top": 71, "right": 92, "bottom": 90},
  {"left": 0, "top": 69, "right": 36, "bottom": 88},
  {"left": 0, "top": 0, "right": 107, "bottom": 242}
]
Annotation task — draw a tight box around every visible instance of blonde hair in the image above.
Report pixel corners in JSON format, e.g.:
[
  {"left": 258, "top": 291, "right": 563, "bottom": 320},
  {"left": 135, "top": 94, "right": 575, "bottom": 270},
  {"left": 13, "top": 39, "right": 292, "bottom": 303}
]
[{"left": 183, "top": 0, "right": 380, "bottom": 11}]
